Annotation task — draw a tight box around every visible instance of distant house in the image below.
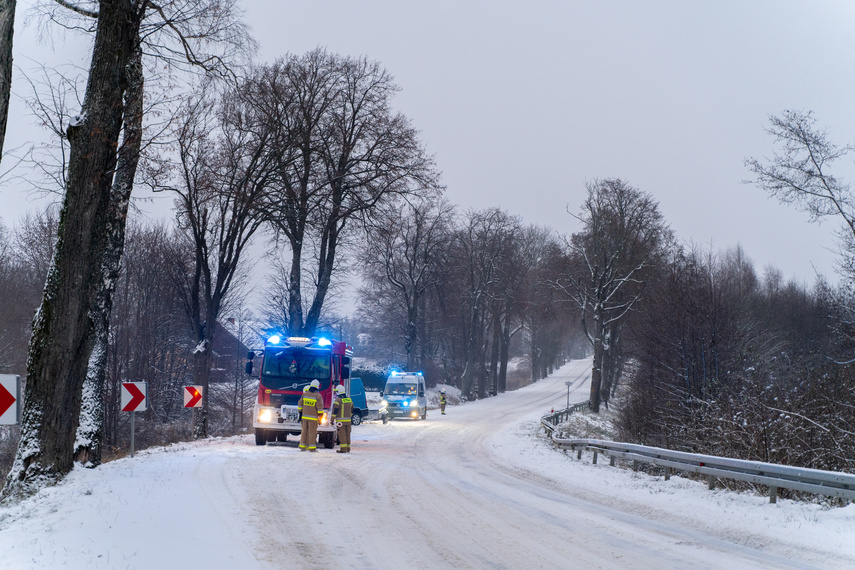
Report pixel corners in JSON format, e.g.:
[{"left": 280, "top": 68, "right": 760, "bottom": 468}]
[{"left": 209, "top": 319, "right": 250, "bottom": 384}]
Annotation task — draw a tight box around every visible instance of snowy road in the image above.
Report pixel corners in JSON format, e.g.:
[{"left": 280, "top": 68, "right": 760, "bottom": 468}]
[{"left": 2, "top": 358, "right": 854, "bottom": 569}]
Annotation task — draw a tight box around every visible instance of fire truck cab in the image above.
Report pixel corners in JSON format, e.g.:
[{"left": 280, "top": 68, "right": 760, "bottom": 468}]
[{"left": 247, "top": 335, "right": 353, "bottom": 447}]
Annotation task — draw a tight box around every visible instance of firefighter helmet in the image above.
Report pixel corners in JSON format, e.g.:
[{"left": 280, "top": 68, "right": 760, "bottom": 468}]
[
  {"left": 440, "top": 389, "right": 446, "bottom": 394},
  {"left": 310, "top": 379, "right": 320, "bottom": 389},
  {"left": 303, "top": 385, "right": 310, "bottom": 392},
  {"left": 335, "top": 385, "right": 346, "bottom": 395}
]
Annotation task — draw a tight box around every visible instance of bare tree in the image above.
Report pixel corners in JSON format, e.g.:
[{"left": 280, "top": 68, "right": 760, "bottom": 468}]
[
  {"left": 250, "top": 50, "right": 439, "bottom": 337},
  {"left": 506, "top": 226, "right": 566, "bottom": 389},
  {"left": 75, "top": 0, "right": 249, "bottom": 462},
  {"left": 360, "top": 198, "right": 454, "bottom": 370},
  {"left": 0, "top": 220, "right": 14, "bottom": 368},
  {"left": 0, "top": 208, "right": 59, "bottom": 375},
  {"left": 164, "top": 92, "right": 268, "bottom": 438},
  {"left": 746, "top": 110, "right": 855, "bottom": 277},
  {"left": 104, "top": 222, "right": 194, "bottom": 448},
  {"left": 0, "top": 0, "right": 15, "bottom": 162},
  {"left": 616, "top": 242, "right": 855, "bottom": 477},
  {"left": 74, "top": 41, "right": 143, "bottom": 466},
  {"left": 452, "top": 209, "right": 519, "bottom": 399},
  {"left": 2, "top": 0, "right": 146, "bottom": 502},
  {"left": 561, "top": 179, "right": 670, "bottom": 412},
  {"left": 3, "top": 0, "right": 250, "bottom": 500}
]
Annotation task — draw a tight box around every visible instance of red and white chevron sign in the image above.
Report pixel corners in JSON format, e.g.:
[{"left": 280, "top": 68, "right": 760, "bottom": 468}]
[
  {"left": 121, "top": 382, "right": 147, "bottom": 412},
  {"left": 184, "top": 386, "right": 203, "bottom": 408},
  {"left": 0, "top": 375, "right": 20, "bottom": 425}
]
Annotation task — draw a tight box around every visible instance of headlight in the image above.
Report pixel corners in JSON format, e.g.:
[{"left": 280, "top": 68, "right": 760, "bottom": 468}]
[
  {"left": 410, "top": 411, "right": 418, "bottom": 417},
  {"left": 258, "top": 408, "right": 273, "bottom": 423},
  {"left": 380, "top": 400, "right": 387, "bottom": 407},
  {"left": 409, "top": 400, "right": 418, "bottom": 407}
]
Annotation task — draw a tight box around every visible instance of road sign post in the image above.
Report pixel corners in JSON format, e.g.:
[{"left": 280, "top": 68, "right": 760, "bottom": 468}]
[
  {"left": 184, "top": 386, "right": 203, "bottom": 432},
  {"left": 0, "top": 374, "right": 21, "bottom": 425},
  {"left": 121, "top": 382, "right": 148, "bottom": 457}
]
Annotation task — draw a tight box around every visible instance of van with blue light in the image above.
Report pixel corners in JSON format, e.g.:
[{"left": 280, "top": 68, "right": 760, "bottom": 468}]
[
  {"left": 245, "top": 335, "right": 353, "bottom": 447},
  {"left": 378, "top": 371, "right": 427, "bottom": 423}
]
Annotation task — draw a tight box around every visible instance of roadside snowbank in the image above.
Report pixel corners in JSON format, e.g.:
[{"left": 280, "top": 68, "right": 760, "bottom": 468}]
[
  {"left": 487, "top": 402, "right": 855, "bottom": 566},
  {"left": 1, "top": 359, "right": 853, "bottom": 569}
]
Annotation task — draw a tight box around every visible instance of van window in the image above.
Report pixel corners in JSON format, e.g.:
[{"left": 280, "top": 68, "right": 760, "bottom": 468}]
[{"left": 385, "top": 383, "right": 417, "bottom": 395}]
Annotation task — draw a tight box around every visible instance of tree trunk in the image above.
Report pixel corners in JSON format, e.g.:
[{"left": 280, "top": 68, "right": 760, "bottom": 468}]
[
  {"left": 490, "top": 316, "right": 500, "bottom": 396},
  {"left": 232, "top": 360, "right": 239, "bottom": 431},
  {"left": 193, "top": 344, "right": 212, "bottom": 439},
  {"left": 75, "top": 41, "right": 144, "bottom": 467},
  {"left": 477, "top": 313, "right": 488, "bottom": 399},
  {"left": 461, "top": 302, "right": 479, "bottom": 399},
  {"left": 288, "top": 241, "right": 304, "bottom": 335},
  {"left": 304, "top": 222, "right": 340, "bottom": 335},
  {"left": 530, "top": 331, "right": 539, "bottom": 383},
  {"left": 192, "top": 307, "right": 220, "bottom": 439},
  {"left": 3, "top": 0, "right": 143, "bottom": 501},
  {"left": 0, "top": 0, "right": 14, "bottom": 162},
  {"left": 498, "top": 314, "right": 511, "bottom": 393},
  {"left": 589, "top": 319, "right": 604, "bottom": 413},
  {"left": 405, "top": 301, "right": 418, "bottom": 371}
]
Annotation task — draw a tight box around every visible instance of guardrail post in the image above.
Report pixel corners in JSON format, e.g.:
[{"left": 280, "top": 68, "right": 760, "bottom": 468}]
[
  {"left": 577, "top": 449, "right": 582, "bottom": 460},
  {"left": 664, "top": 466, "right": 670, "bottom": 481},
  {"left": 633, "top": 460, "right": 638, "bottom": 472},
  {"left": 609, "top": 456, "right": 615, "bottom": 467},
  {"left": 593, "top": 451, "right": 598, "bottom": 464},
  {"left": 769, "top": 486, "right": 777, "bottom": 504},
  {"left": 708, "top": 474, "right": 715, "bottom": 490}
]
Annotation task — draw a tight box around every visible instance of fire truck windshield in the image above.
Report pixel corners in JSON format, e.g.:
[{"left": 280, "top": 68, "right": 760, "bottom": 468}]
[{"left": 261, "top": 348, "right": 331, "bottom": 391}]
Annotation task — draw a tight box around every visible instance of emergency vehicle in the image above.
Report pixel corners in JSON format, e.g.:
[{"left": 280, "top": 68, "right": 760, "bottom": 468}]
[
  {"left": 379, "top": 371, "right": 427, "bottom": 423},
  {"left": 246, "top": 335, "right": 353, "bottom": 447}
]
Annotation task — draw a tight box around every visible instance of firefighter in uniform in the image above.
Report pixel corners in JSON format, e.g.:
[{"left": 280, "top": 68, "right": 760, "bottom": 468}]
[
  {"left": 298, "top": 380, "right": 324, "bottom": 452},
  {"left": 440, "top": 389, "right": 447, "bottom": 415},
  {"left": 332, "top": 384, "right": 353, "bottom": 453}
]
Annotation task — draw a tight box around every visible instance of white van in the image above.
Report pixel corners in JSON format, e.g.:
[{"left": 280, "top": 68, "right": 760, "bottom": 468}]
[{"left": 379, "top": 372, "right": 427, "bottom": 423}]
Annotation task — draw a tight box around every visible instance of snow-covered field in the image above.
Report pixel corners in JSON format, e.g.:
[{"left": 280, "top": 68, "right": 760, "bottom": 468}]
[{"left": 0, "top": 359, "right": 853, "bottom": 569}]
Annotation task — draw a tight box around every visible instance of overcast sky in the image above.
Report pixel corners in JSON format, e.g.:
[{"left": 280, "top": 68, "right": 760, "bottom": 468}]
[{"left": 5, "top": 0, "right": 855, "bottom": 286}]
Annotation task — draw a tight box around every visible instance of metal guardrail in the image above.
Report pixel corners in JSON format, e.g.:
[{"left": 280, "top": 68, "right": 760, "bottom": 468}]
[
  {"left": 542, "top": 402, "right": 855, "bottom": 503},
  {"left": 542, "top": 400, "right": 590, "bottom": 426}
]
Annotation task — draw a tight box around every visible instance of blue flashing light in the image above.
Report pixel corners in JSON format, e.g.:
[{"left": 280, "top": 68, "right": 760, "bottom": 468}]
[
  {"left": 267, "top": 335, "right": 281, "bottom": 345},
  {"left": 317, "top": 337, "right": 332, "bottom": 347}
]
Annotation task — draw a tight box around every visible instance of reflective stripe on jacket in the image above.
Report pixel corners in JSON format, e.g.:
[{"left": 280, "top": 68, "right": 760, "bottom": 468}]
[
  {"left": 332, "top": 396, "right": 353, "bottom": 422},
  {"left": 298, "top": 391, "right": 324, "bottom": 421}
]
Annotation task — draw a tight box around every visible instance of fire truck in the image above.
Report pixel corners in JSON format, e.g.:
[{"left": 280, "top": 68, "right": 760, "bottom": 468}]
[{"left": 246, "top": 335, "right": 353, "bottom": 447}]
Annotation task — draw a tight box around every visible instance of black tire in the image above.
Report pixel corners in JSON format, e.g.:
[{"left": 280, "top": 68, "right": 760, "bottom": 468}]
[
  {"left": 276, "top": 432, "right": 288, "bottom": 442},
  {"left": 255, "top": 429, "right": 267, "bottom": 446},
  {"left": 381, "top": 413, "right": 388, "bottom": 424},
  {"left": 351, "top": 412, "right": 362, "bottom": 426},
  {"left": 421, "top": 409, "right": 427, "bottom": 420}
]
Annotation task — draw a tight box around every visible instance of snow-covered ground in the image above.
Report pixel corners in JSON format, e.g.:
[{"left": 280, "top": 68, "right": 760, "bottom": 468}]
[{"left": 0, "top": 358, "right": 853, "bottom": 569}]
